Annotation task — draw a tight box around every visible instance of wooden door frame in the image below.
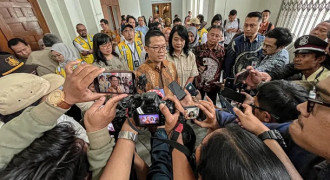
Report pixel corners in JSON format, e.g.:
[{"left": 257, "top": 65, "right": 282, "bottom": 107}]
[
  {"left": 29, "top": 0, "right": 50, "bottom": 34},
  {"left": 0, "top": 0, "right": 49, "bottom": 52},
  {"left": 100, "top": 0, "right": 121, "bottom": 33},
  {"left": 152, "top": 3, "right": 172, "bottom": 21}
]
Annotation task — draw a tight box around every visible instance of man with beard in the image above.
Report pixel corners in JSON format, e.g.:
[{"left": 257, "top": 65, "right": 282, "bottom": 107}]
[
  {"left": 73, "top": 24, "right": 94, "bottom": 64},
  {"left": 256, "top": 27, "right": 292, "bottom": 73}
]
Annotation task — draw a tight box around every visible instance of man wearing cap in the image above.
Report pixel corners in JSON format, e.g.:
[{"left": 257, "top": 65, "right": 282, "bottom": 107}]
[
  {"left": 0, "top": 74, "right": 87, "bottom": 143},
  {"left": 243, "top": 35, "right": 329, "bottom": 90},
  {"left": 266, "top": 35, "right": 329, "bottom": 82},
  {"left": 242, "top": 21, "right": 330, "bottom": 87},
  {"left": 25, "top": 33, "right": 62, "bottom": 76},
  {"left": 224, "top": 11, "right": 264, "bottom": 77},
  {"left": 73, "top": 23, "right": 94, "bottom": 64},
  {"left": 115, "top": 24, "right": 145, "bottom": 71},
  {"left": 0, "top": 55, "right": 37, "bottom": 77},
  {"left": 188, "top": 17, "right": 208, "bottom": 44},
  {"left": 293, "top": 35, "right": 330, "bottom": 81}
]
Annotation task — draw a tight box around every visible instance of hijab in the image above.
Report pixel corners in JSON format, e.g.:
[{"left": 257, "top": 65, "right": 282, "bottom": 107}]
[
  {"left": 187, "top": 26, "right": 199, "bottom": 49},
  {"left": 51, "top": 43, "right": 79, "bottom": 67}
]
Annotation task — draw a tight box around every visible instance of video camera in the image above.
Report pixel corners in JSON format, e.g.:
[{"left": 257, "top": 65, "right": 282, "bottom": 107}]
[
  {"left": 123, "top": 92, "right": 175, "bottom": 127},
  {"left": 107, "top": 73, "right": 175, "bottom": 138}
]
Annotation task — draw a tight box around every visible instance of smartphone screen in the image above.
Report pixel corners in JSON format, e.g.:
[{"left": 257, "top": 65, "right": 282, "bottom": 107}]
[
  {"left": 138, "top": 114, "right": 160, "bottom": 126},
  {"left": 185, "top": 83, "right": 198, "bottom": 96},
  {"left": 184, "top": 106, "right": 200, "bottom": 120},
  {"left": 219, "top": 70, "right": 224, "bottom": 83},
  {"left": 234, "top": 69, "right": 250, "bottom": 85},
  {"left": 94, "top": 71, "right": 135, "bottom": 94},
  {"left": 221, "top": 87, "right": 246, "bottom": 103},
  {"left": 168, "top": 81, "right": 186, "bottom": 100},
  {"left": 219, "top": 95, "right": 236, "bottom": 116}
]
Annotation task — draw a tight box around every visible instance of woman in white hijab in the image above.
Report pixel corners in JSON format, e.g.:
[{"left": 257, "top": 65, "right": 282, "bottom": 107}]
[
  {"left": 187, "top": 26, "right": 200, "bottom": 49},
  {"left": 51, "top": 43, "right": 81, "bottom": 77}
]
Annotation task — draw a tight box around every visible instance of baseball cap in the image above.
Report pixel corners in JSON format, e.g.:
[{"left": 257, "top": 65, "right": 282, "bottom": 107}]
[
  {"left": 294, "top": 35, "right": 328, "bottom": 54},
  {"left": 187, "top": 18, "right": 201, "bottom": 25},
  {"left": 121, "top": 24, "right": 134, "bottom": 32},
  {"left": 0, "top": 55, "right": 37, "bottom": 77},
  {"left": 0, "top": 73, "right": 64, "bottom": 115}
]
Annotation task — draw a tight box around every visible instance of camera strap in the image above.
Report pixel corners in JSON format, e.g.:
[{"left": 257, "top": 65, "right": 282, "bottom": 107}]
[
  {"left": 151, "top": 137, "right": 192, "bottom": 158},
  {"left": 127, "top": 118, "right": 140, "bottom": 133}
]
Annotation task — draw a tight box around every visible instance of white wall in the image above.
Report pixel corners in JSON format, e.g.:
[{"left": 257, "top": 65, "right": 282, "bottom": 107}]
[
  {"left": 37, "top": 0, "right": 103, "bottom": 54},
  {"left": 259, "top": 0, "right": 283, "bottom": 24},
  {"left": 118, "top": 0, "right": 141, "bottom": 18},
  {"left": 139, "top": 0, "right": 153, "bottom": 20},
  {"left": 208, "top": 0, "right": 283, "bottom": 26},
  {"left": 171, "top": 0, "right": 182, "bottom": 20}
]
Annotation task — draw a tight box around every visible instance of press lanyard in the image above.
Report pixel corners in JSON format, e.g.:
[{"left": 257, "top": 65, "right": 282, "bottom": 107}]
[
  {"left": 127, "top": 42, "right": 139, "bottom": 62},
  {"left": 81, "top": 36, "right": 92, "bottom": 49}
]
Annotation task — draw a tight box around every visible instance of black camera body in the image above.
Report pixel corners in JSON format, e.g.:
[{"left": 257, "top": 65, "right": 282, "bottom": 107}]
[
  {"left": 132, "top": 92, "right": 175, "bottom": 127},
  {"left": 116, "top": 92, "right": 174, "bottom": 127}
]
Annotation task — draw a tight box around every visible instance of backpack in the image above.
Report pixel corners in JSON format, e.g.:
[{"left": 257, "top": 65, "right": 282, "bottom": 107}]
[
  {"left": 224, "top": 18, "right": 240, "bottom": 30},
  {"left": 267, "top": 22, "right": 273, "bottom": 32}
]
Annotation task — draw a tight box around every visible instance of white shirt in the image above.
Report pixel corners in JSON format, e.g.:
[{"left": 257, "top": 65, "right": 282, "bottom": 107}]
[{"left": 224, "top": 18, "right": 242, "bottom": 45}]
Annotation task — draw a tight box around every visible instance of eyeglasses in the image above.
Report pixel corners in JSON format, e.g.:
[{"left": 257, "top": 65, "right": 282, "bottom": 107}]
[
  {"left": 148, "top": 45, "right": 167, "bottom": 52},
  {"left": 100, "top": 42, "right": 112, "bottom": 48},
  {"left": 250, "top": 104, "right": 280, "bottom": 120},
  {"left": 307, "top": 98, "right": 330, "bottom": 113}
]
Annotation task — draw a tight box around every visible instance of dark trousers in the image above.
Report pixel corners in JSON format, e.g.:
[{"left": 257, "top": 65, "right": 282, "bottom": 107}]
[{"left": 199, "top": 89, "right": 218, "bottom": 105}]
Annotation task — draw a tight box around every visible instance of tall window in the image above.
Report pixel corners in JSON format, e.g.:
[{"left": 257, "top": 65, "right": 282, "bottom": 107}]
[{"left": 277, "top": 0, "right": 330, "bottom": 39}]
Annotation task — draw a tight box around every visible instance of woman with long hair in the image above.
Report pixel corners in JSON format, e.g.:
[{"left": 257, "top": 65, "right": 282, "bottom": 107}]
[{"left": 93, "top": 33, "right": 129, "bottom": 70}]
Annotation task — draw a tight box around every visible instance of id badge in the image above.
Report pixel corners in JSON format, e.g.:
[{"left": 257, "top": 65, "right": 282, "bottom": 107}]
[{"left": 134, "top": 60, "right": 140, "bottom": 68}]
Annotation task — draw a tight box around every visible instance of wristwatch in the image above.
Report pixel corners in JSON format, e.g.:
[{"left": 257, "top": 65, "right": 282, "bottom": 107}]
[
  {"left": 118, "top": 131, "right": 138, "bottom": 143},
  {"left": 46, "top": 90, "right": 72, "bottom": 109},
  {"left": 258, "top": 130, "right": 287, "bottom": 148}
]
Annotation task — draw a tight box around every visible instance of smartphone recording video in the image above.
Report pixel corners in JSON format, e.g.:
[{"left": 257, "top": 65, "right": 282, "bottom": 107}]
[
  {"left": 221, "top": 87, "right": 246, "bottom": 103},
  {"left": 185, "top": 83, "right": 198, "bottom": 96},
  {"left": 138, "top": 114, "right": 161, "bottom": 126},
  {"left": 219, "top": 95, "right": 237, "bottom": 117},
  {"left": 168, "top": 81, "right": 186, "bottom": 100},
  {"left": 184, "top": 106, "right": 199, "bottom": 120},
  {"left": 94, "top": 70, "right": 135, "bottom": 94},
  {"left": 234, "top": 69, "right": 250, "bottom": 85}
]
